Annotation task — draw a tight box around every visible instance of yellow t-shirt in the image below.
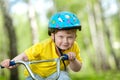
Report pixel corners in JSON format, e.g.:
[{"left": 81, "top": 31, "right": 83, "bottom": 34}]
[{"left": 24, "top": 38, "right": 82, "bottom": 78}]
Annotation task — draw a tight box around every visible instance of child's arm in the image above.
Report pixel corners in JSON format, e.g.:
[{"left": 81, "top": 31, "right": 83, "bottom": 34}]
[
  {"left": 12, "top": 52, "right": 28, "bottom": 61},
  {"left": 67, "top": 52, "right": 82, "bottom": 72},
  {"left": 69, "top": 59, "right": 82, "bottom": 72},
  {"left": 0, "top": 52, "right": 28, "bottom": 69}
]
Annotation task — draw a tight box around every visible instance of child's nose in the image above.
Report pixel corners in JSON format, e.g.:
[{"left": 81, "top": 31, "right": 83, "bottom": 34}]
[{"left": 63, "top": 38, "right": 68, "bottom": 43}]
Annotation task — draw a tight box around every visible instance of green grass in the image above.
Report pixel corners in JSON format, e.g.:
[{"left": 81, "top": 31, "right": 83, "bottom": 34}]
[
  {"left": 1, "top": 70, "right": 120, "bottom": 80},
  {"left": 0, "top": 76, "right": 5, "bottom": 80},
  {"left": 71, "top": 70, "right": 120, "bottom": 80}
]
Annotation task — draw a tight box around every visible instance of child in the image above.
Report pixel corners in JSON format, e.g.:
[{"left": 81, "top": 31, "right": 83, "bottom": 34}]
[{"left": 0, "top": 11, "right": 82, "bottom": 80}]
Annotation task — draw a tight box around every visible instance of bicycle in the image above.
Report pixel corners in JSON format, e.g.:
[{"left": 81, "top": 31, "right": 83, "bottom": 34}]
[{"left": 0, "top": 54, "right": 68, "bottom": 80}]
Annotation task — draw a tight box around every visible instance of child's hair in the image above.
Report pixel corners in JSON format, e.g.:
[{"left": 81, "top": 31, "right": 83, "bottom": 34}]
[
  {"left": 48, "top": 11, "right": 82, "bottom": 36},
  {"left": 48, "top": 28, "right": 77, "bottom": 35}
]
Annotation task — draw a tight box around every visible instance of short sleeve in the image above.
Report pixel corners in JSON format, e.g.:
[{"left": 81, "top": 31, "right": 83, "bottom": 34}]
[
  {"left": 64, "top": 41, "right": 82, "bottom": 63},
  {"left": 25, "top": 43, "right": 42, "bottom": 61},
  {"left": 75, "top": 42, "right": 82, "bottom": 63}
]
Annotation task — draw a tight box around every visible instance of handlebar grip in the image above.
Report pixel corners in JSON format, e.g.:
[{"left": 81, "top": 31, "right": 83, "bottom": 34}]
[
  {"left": 0, "top": 61, "right": 16, "bottom": 68},
  {"left": 63, "top": 54, "right": 68, "bottom": 60},
  {"left": 9, "top": 61, "right": 16, "bottom": 66}
]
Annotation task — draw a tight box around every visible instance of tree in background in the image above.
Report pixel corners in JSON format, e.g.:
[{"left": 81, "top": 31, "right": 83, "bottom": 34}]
[{"left": 0, "top": 0, "right": 19, "bottom": 80}]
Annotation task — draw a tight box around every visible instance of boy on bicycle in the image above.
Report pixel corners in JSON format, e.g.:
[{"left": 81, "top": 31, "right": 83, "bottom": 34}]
[{"left": 0, "top": 11, "right": 82, "bottom": 80}]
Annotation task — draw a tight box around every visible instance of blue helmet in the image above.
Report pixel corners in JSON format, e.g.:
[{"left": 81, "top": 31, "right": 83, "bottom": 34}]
[{"left": 48, "top": 11, "right": 81, "bottom": 30}]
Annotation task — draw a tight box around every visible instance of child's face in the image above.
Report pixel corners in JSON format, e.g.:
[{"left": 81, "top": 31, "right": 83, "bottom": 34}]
[{"left": 51, "top": 29, "right": 76, "bottom": 50}]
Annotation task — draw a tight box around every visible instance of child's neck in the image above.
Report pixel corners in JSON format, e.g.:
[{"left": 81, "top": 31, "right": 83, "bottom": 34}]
[{"left": 55, "top": 47, "right": 65, "bottom": 56}]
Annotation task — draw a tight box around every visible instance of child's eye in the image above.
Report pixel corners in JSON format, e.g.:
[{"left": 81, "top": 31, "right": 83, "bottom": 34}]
[
  {"left": 68, "top": 36, "right": 73, "bottom": 39},
  {"left": 59, "top": 36, "right": 63, "bottom": 38}
]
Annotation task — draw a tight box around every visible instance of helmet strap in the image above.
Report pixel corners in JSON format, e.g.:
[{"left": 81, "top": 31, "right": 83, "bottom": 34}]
[{"left": 54, "top": 34, "right": 67, "bottom": 71}]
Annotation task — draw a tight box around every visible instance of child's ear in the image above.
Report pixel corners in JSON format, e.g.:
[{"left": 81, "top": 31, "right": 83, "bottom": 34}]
[{"left": 51, "top": 33, "right": 55, "bottom": 40}]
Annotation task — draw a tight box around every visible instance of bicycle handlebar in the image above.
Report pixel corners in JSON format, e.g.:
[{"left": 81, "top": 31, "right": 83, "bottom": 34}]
[{"left": 0, "top": 54, "right": 68, "bottom": 80}]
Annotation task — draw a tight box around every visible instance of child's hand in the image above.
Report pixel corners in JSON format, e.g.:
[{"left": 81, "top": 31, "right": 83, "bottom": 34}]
[
  {"left": 67, "top": 52, "right": 76, "bottom": 61},
  {"left": 0, "top": 59, "right": 15, "bottom": 69}
]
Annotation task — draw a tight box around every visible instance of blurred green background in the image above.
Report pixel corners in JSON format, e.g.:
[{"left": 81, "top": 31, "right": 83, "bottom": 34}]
[{"left": 0, "top": 0, "right": 120, "bottom": 80}]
